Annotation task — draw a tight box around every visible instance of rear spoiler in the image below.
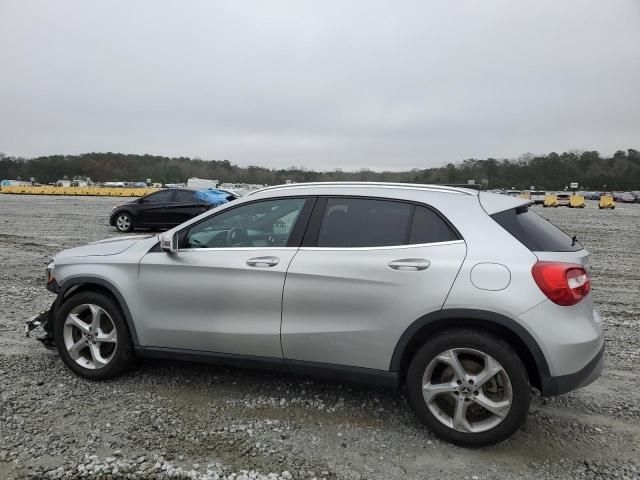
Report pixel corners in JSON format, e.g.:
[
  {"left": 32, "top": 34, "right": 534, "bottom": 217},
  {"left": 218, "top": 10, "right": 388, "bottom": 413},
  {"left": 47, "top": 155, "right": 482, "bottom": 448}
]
[{"left": 478, "top": 191, "right": 531, "bottom": 215}]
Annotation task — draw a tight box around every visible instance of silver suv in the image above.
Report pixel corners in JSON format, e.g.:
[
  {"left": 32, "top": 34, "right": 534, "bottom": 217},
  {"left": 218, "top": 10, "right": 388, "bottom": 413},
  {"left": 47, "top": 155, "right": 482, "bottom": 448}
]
[{"left": 27, "top": 182, "right": 604, "bottom": 446}]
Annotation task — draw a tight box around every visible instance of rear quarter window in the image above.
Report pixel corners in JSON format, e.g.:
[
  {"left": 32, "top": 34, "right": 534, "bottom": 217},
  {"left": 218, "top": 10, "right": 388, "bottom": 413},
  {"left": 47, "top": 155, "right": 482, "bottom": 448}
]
[
  {"left": 491, "top": 207, "right": 582, "bottom": 252},
  {"left": 409, "top": 206, "right": 460, "bottom": 244}
]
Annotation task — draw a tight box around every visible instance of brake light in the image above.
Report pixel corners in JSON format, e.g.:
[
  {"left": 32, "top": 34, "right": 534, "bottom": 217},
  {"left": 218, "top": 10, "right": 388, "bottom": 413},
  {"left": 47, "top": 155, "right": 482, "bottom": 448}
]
[{"left": 531, "top": 261, "right": 590, "bottom": 306}]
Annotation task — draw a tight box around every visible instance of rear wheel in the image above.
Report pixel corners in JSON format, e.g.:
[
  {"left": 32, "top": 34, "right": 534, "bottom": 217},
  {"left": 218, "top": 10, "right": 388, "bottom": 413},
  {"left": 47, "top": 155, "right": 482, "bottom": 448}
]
[
  {"left": 406, "top": 329, "right": 529, "bottom": 447},
  {"left": 115, "top": 212, "right": 133, "bottom": 232},
  {"left": 54, "top": 291, "right": 134, "bottom": 379}
]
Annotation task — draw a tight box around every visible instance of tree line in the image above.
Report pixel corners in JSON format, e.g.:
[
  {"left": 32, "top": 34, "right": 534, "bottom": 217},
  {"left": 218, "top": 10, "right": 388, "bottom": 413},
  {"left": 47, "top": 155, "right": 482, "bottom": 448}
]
[{"left": 1, "top": 149, "right": 639, "bottom": 190}]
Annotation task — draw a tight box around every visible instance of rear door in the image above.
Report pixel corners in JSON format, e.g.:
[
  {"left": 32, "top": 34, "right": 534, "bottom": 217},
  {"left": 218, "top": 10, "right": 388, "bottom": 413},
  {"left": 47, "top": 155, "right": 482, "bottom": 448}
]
[
  {"left": 167, "top": 189, "right": 209, "bottom": 225},
  {"left": 281, "top": 197, "right": 467, "bottom": 371}
]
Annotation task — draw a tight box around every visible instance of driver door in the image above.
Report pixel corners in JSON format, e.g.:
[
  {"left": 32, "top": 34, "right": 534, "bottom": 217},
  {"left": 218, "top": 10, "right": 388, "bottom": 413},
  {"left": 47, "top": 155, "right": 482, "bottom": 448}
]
[
  {"left": 138, "top": 189, "right": 175, "bottom": 226},
  {"left": 137, "top": 197, "right": 314, "bottom": 358}
]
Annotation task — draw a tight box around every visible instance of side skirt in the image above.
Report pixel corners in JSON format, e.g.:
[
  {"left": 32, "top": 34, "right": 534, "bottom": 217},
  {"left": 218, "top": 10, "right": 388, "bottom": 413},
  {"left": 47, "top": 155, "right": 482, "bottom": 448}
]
[{"left": 134, "top": 346, "right": 399, "bottom": 388}]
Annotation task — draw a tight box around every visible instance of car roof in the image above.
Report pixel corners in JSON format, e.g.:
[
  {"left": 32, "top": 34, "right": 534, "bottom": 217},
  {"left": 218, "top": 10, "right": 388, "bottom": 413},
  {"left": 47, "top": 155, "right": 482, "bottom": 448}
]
[{"left": 247, "top": 182, "right": 478, "bottom": 197}]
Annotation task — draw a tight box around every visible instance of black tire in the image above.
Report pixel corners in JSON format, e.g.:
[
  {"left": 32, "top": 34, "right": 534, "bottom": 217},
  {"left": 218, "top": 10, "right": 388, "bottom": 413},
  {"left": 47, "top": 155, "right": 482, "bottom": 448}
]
[
  {"left": 406, "top": 329, "right": 529, "bottom": 447},
  {"left": 54, "top": 291, "right": 134, "bottom": 380},
  {"left": 114, "top": 211, "right": 134, "bottom": 233}
]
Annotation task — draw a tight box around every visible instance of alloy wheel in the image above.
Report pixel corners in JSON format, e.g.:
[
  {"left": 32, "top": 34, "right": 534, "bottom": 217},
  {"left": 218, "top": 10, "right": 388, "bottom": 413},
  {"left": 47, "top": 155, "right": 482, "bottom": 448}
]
[
  {"left": 421, "top": 348, "right": 513, "bottom": 433},
  {"left": 63, "top": 304, "right": 118, "bottom": 369}
]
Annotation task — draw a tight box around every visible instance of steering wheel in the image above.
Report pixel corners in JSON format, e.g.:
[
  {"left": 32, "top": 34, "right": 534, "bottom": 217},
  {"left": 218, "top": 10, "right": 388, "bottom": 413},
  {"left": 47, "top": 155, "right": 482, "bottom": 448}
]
[{"left": 226, "top": 227, "right": 250, "bottom": 246}]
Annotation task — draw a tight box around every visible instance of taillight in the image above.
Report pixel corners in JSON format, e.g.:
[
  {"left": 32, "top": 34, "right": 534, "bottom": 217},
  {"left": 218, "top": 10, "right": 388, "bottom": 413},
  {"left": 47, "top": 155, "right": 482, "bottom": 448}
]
[{"left": 531, "top": 261, "right": 590, "bottom": 306}]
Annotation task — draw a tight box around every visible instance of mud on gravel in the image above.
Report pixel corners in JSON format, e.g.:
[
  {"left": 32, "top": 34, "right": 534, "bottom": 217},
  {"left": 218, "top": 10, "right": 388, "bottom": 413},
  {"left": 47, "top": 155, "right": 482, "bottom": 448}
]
[{"left": 1, "top": 194, "right": 639, "bottom": 480}]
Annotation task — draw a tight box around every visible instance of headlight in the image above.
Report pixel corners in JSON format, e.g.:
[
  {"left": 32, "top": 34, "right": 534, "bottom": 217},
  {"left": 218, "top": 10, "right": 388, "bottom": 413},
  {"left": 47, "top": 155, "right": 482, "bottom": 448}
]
[{"left": 46, "top": 261, "right": 55, "bottom": 284}]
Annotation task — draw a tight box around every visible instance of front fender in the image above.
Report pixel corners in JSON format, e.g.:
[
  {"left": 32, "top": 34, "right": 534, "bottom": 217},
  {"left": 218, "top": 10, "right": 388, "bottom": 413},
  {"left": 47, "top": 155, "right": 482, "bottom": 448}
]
[{"left": 57, "top": 277, "right": 140, "bottom": 345}]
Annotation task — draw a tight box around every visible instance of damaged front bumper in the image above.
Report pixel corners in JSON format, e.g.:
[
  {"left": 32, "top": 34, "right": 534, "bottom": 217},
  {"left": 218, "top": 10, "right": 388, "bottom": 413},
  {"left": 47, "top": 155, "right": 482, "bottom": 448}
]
[{"left": 25, "top": 303, "right": 56, "bottom": 350}]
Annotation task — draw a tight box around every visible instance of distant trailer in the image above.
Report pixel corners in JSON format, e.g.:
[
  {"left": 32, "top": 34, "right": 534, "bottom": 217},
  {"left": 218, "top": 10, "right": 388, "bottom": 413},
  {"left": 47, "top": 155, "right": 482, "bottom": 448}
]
[{"left": 187, "top": 177, "right": 219, "bottom": 189}]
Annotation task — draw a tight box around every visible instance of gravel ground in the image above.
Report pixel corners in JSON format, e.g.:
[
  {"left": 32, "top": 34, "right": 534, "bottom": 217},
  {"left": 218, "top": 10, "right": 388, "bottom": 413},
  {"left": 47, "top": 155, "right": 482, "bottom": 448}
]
[{"left": 0, "top": 194, "right": 639, "bottom": 480}]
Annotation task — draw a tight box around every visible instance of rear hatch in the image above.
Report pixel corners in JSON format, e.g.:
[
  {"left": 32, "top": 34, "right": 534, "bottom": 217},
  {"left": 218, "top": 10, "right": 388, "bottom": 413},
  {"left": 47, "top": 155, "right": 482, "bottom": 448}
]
[
  {"left": 480, "top": 193, "right": 595, "bottom": 332},
  {"left": 488, "top": 203, "right": 589, "bottom": 266}
]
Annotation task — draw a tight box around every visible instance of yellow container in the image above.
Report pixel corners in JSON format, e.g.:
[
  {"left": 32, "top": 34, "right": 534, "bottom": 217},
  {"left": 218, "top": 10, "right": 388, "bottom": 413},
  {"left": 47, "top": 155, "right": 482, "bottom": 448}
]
[
  {"left": 0, "top": 186, "right": 160, "bottom": 197},
  {"left": 569, "top": 195, "right": 586, "bottom": 208},
  {"left": 599, "top": 194, "right": 615, "bottom": 209},
  {"left": 543, "top": 194, "right": 558, "bottom": 207}
]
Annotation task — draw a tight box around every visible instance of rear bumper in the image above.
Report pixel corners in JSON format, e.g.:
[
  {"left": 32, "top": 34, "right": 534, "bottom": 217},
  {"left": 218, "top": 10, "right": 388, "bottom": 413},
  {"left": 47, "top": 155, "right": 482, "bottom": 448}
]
[{"left": 539, "top": 342, "right": 604, "bottom": 396}]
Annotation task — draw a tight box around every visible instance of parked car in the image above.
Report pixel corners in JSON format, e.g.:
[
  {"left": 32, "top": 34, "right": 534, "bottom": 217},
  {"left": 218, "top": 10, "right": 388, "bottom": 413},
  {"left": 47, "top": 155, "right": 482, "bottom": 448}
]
[
  {"left": 27, "top": 182, "right": 603, "bottom": 446},
  {"left": 556, "top": 193, "right": 571, "bottom": 206},
  {"left": 616, "top": 192, "right": 636, "bottom": 203},
  {"left": 529, "top": 191, "right": 546, "bottom": 204},
  {"left": 109, "top": 188, "right": 238, "bottom": 232},
  {"left": 584, "top": 191, "right": 601, "bottom": 201}
]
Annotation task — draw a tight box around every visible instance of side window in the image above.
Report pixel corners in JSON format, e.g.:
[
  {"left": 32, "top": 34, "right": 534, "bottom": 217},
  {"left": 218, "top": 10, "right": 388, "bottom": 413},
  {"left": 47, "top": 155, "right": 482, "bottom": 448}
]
[
  {"left": 183, "top": 198, "right": 306, "bottom": 249},
  {"left": 144, "top": 190, "right": 174, "bottom": 203},
  {"left": 172, "top": 190, "right": 197, "bottom": 202},
  {"left": 317, "top": 198, "right": 411, "bottom": 247},
  {"left": 409, "top": 206, "right": 460, "bottom": 244}
]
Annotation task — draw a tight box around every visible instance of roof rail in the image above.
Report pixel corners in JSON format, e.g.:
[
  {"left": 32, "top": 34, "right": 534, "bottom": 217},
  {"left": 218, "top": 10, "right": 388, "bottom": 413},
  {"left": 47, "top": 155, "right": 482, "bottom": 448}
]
[{"left": 247, "top": 182, "right": 477, "bottom": 196}]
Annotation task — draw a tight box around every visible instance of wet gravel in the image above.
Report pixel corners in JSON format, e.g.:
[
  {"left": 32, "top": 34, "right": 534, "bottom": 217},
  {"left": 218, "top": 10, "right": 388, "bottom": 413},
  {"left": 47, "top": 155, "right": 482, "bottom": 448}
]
[{"left": 0, "top": 194, "right": 639, "bottom": 480}]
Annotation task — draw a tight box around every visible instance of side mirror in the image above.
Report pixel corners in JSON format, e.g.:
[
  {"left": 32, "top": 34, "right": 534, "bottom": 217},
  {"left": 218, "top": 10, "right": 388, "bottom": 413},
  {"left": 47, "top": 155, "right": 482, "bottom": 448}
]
[{"left": 160, "top": 232, "right": 178, "bottom": 253}]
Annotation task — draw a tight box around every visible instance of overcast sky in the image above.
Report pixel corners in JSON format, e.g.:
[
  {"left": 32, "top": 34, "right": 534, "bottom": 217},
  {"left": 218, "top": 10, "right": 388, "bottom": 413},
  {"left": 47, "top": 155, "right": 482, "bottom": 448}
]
[{"left": 1, "top": 1, "right": 639, "bottom": 171}]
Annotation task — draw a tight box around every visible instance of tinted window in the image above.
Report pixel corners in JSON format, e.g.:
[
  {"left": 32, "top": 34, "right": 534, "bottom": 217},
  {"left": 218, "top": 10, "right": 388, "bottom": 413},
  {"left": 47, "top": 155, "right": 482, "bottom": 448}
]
[
  {"left": 183, "top": 198, "right": 306, "bottom": 248},
  {"left": 144, "top": 190, "right": 173, "bottom": 203},
  {"left": 173, "top": 190, "right": 197, "bottom": 202},
  {"left": 317, "top": 198, "right": 411, "bottom": 247},
  {"left": 491, "top": 207, "right": 582, "bottom": 252},
  {"left": 409, "top": 206, "right": 460, "bottom": 244}
]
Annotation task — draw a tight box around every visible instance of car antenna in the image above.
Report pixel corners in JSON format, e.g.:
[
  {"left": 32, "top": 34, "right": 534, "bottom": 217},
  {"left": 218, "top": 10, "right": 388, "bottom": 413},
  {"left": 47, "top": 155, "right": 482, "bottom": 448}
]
[{"left": 571, "top": 234, "right": 578, "bottom": 246}]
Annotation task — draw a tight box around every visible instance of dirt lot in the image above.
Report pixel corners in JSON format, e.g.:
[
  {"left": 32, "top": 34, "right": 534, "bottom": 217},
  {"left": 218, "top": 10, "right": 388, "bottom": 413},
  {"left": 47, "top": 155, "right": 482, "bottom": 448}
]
[{"left": 1, "top": 194, "right": 639, "bottom": 480}]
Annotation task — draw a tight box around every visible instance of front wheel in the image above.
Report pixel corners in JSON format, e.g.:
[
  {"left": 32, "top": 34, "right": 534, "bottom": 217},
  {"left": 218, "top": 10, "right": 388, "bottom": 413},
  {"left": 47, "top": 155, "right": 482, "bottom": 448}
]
[
  {"left": 54, "top": 291, "right": 134, "bottom": 379},
  {"left": 406, "top": 329, "right": 529, "bottom": 447},
  {"left": 115, "top": 212, "right": 133, "bottom": 232}
]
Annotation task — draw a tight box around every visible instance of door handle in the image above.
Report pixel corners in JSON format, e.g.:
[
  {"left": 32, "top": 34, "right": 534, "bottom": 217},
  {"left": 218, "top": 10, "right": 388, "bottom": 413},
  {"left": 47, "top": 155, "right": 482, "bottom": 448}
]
[
  {"left": 388, "top": 258, "right": 431, "bottom": 271},
  {"left": 246, "top": 256, "right": 280, "bottom": 267}
]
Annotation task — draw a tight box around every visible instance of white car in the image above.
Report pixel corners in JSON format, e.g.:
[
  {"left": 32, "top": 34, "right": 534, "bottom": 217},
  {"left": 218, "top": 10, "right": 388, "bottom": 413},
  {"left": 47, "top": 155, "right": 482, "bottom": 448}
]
[
  {"left": 530, "top": 191, "right": 547, "bottom": 204},
  {"left": 557, "top": 193, "right": 571, "bottom": 206}
]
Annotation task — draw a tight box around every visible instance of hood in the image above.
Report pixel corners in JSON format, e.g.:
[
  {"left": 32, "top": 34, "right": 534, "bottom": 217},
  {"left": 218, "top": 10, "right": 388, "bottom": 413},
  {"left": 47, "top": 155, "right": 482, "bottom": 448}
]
[{"left": 56, "top": 234, "right": 153, "bottom": 258}]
